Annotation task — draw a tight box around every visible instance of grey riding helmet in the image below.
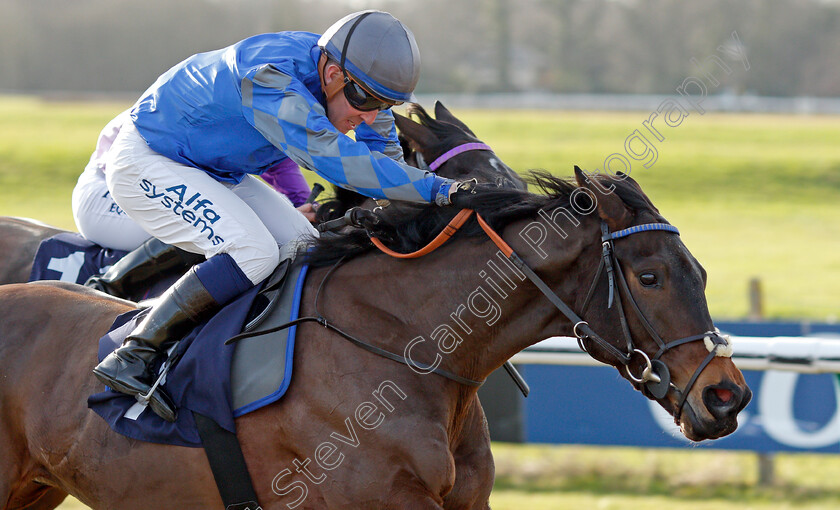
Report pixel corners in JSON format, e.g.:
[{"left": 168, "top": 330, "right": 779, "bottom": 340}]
[{"left": 318, "top": 10, "right": 420, "bottom": 103}]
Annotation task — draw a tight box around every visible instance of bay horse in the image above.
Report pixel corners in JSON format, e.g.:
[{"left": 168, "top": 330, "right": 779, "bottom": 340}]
[
  {"left": 0, "top": 102, "right": 524, "bottom": 292},
  {"left": 0, "top": 168, "right": 749, "bottom": 509}
]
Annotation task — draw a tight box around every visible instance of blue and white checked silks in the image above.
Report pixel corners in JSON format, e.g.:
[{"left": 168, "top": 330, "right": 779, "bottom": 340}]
[{"left": 131, "top": 32, "right": 452, "bottom": 204}]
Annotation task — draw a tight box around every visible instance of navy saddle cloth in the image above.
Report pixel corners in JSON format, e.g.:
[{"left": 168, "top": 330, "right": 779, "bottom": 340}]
[
  {"left": 29, "top": 232, "right": 126, "bottom": 284},
  {"left": 29, "top": 232, "right": 180, "bottom": 300},
  {"left": 87, "top": 256, "right": 309, "bottom": 447}
]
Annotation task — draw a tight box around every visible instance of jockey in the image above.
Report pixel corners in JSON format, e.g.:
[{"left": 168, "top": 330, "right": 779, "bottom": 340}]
[
  {"left": 92, "top": 10, "right": 471, "bottom": 422},
  {"left": 72, "top": 111, "right": 317, "bottom": 298}
]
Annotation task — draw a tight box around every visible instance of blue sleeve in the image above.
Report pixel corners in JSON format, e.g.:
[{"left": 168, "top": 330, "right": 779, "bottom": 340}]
[
  {"left": 354, "top": 110, "right": 405, "bottom": 163},
  {"left": 241, "top": 64, "right": 453, "bottom": 204}
]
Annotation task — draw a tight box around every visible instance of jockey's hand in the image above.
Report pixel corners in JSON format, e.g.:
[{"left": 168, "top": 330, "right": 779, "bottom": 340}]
[
  {"left": 296, "top": 203, "right": 318, "bottom": 224},
  {"left": 440, "top": 179, "right": 482, "bottom": 208}
]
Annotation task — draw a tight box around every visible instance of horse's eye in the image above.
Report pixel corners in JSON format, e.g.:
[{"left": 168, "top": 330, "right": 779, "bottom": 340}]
[{"left": 639, "top": 273, "right": 658, "bottom": 287}]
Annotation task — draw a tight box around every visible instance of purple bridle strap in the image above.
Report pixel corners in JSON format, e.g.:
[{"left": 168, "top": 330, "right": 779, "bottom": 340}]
[{"left": 428, "top": 142, "right": 493, "bottom": 172}]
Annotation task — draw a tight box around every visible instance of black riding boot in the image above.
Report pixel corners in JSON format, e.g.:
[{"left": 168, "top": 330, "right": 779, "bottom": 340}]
[
  {"left": 86, "top": 237, "right": 204, "bottom": 299},
  {"left": 92, "top": 268, "right": 219, "bottom": 422}
]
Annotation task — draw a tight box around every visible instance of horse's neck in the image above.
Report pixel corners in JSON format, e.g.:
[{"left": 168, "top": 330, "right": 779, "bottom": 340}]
[
  {"left": 459, "top": 215, "right": 599, "bottom": 374},
  {"left": 325, "top": 215, "right": 597, "bottom": 384}
]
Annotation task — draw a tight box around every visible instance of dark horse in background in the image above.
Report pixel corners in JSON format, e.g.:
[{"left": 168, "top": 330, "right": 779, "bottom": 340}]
[
  {"left": 0, "top": 217, "right": 65, "bottom": 286},
  {"left": 0, "top": 168, "right": 749, "bottom": 509},
  {"left": 0, "top": 102, "right": 524, "bottom": 292},
  {"left": 316, "top": 102, "right": 524, "bottom": 223}
]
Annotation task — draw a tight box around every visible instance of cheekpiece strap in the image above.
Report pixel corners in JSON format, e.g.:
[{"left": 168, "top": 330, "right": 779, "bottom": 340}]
[{"left": 600, "top": 223, "right": 616, "bottom": 308}]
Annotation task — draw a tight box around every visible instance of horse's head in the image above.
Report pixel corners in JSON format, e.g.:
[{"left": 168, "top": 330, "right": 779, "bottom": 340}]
[
  {"left": 566, "top": 167, "right": 750, "bottom": 441},
  {"left": 307, "top": 165, "right": 749, "bottom": 442},
  {"left": 394, "top": 101, "right": 526, "bottom": 190}
]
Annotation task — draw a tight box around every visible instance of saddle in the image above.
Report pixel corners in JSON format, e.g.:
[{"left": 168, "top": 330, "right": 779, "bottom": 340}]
[
  {"left": 231, "top": 248, "right": 308, "bottom": 416},
  {"left": 88, "top": 244, "right": 310, "bottom": 446}
]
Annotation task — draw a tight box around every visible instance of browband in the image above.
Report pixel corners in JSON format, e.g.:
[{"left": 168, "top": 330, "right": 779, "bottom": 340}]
[{"left": 428, "top": 143, "right": 493, "bottom": 172}]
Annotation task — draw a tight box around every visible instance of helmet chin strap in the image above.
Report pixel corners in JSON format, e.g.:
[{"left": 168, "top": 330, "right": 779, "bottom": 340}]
[
  {"left": 319, "top": 53, "right": 346, "bottom": 103},
  {"left": 321, "top": 12, "right": 373, "bottom": 107}
]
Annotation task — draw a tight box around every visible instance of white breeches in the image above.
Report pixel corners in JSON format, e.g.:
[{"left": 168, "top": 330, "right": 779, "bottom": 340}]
[
  {"left": 103, "top": 121, "right": 317, "bottom": 285},
  {"left": 72, "top": 110, "right": 151, "bottom": 251},
  {"left": 72, "top": 160, "right": 153, "bottom": 251}
]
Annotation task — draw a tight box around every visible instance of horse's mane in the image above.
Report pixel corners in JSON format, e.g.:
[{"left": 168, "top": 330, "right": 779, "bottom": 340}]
[{"left": 304, "top": 171, "right": 659, "bottom": 267}]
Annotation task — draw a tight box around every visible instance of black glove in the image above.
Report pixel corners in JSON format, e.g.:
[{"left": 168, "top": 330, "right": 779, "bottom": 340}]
[
  {"left": 316, "top": 206, "right": 381, "bottom": 233},
  {"left": 437, "top": 179, "right": 480, "bottom": 207}
]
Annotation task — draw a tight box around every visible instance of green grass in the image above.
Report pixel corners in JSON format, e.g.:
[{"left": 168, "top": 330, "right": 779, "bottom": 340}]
[
  {"left": 0, "top": 95, "right": 128, "bottom": 225},
  {"left": 490, "top": 443, "right": 840, "bottom": 509}
]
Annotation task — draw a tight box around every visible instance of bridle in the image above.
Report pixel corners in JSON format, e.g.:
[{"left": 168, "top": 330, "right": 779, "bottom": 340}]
[
  {"left": 575, "top": 222, "right": 732, "bottom": 422},
  {"left": 367, "top": 207, "right": 732, "bottom": 423}
]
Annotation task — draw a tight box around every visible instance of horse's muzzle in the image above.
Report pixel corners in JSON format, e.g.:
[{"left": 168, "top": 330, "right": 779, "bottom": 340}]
[
  {"left": 680, "top": 382, "right": 752, "bottom": 441},
  {"left": 703, "top": 382, "right": 751, "bottom": 420}
]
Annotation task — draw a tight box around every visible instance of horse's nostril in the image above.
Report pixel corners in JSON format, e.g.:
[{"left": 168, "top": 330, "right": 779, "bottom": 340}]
[
  {"left": 703, "top": 384, "right": 743, "bottom": 419},
  {"left": 714, "top": 388, "right": 733, "bottom": 403}
]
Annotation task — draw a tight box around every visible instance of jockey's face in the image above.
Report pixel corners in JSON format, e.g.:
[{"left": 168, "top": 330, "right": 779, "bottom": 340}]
[{"left": 321, "top": 62, "right": 379, "bottom": 134}]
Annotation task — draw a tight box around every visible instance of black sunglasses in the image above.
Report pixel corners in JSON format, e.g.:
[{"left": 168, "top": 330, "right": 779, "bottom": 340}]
[{"left": 342, "top": 74, "right": 398, "bottom": 112}]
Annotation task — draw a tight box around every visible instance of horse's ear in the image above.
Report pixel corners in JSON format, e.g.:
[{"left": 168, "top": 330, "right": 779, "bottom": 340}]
[
  {"left": 393, "top": 111, "right": 439, "bottom": 151},
  {"left": 574, "top": 166, "right": 632, "bottom": 230},
  {"left": 434, "top": 101, "right": 476, "bottom": 137}
]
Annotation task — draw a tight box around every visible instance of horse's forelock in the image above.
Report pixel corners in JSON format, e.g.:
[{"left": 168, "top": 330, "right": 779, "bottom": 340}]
[{"left": 595, "top": 174, "right": 661, "bottom": 217}]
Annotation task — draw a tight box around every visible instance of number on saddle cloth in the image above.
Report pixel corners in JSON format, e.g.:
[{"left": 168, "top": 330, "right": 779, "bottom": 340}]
[{"left": 29, "top": 232, "right": 127, "bottom": 284}]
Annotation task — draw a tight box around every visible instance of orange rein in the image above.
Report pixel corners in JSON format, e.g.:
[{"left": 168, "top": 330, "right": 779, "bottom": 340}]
[{"left": 369, "top": 208, "right": 514, "bottom": 259}]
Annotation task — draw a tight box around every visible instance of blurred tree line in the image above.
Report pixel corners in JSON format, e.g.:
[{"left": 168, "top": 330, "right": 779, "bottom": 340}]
[{"left": 1, "top": 0, "right": 838, "bottom": 97}]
